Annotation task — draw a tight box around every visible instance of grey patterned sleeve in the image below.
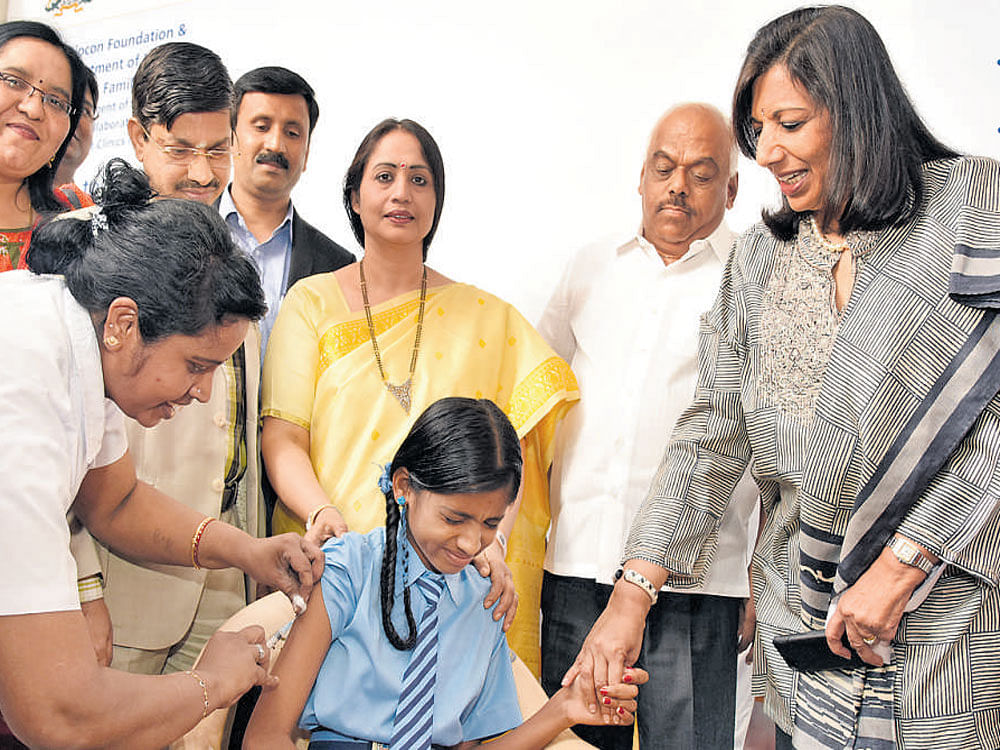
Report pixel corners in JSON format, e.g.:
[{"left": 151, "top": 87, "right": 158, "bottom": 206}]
[
  {"left": 897, "top": 395, "right": 1000, "bottom": 586},
  {"left": 622, "top": 252, "right": 753, "bottom": 583}
]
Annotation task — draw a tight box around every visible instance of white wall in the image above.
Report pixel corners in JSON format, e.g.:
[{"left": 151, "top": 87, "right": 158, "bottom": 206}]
[{"left": 11, "top": 0, "right": 1000, "bottom": 320}]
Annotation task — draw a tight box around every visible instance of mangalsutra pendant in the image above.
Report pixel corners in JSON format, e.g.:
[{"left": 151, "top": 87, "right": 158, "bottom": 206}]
[
  {"left": 384, "top": 377, "right": 412, "bottom": 414},
  {"left": 360, "top": 261, "right": 427, "bottom": 415}
]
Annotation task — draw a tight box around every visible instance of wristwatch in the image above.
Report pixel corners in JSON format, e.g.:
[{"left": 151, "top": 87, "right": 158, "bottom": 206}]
[
  {"left": 886, "top": 535, "right": 934, "bottom": 575},
  {"left": 614, "top": 567, "right": 658, "bottom": 605}
]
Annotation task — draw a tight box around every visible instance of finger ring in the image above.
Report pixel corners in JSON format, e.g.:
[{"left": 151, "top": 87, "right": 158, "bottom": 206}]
[
  {"left": 862, "top": 634, "right": 877, "bottom": 646},
  {"left": 255, "top": 643, "right": 266, "bottom": 663}
]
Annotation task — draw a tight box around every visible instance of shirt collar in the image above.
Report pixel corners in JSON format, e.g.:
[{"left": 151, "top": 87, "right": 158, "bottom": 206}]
[
  {"left": 220, "top": 184, "right": 296, "bottom": 245},
  {"left": 623, "top": 219, "right": 735, "bottom": 265},
  {"left": 392, "top": 519, "right": 459, "bottom": 604}
]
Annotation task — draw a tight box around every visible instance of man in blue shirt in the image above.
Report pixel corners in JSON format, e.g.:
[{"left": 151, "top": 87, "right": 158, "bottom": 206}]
[{"left": 221, "top": 66, "right": 354, "bottom": 355}]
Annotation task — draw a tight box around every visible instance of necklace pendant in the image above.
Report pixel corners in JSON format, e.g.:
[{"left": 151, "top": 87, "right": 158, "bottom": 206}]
[{"left": 385, "top": 377, "right": 412, "bottom": 414}]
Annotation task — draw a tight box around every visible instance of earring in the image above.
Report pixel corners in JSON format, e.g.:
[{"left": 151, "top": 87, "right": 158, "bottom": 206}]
[
  {"left": 104, "top": 335, "right": 119, "bottom": 348},
  {"left": 48, "top": 156, "right": 55, "bottom": 167},
  {"left": 395, "top": 496, "right": 406, "bottom": 507}
]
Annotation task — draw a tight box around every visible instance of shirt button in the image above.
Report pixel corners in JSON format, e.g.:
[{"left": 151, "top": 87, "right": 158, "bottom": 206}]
[
  {"left": 214, "top": 413, "right": 227, "bottom": 428},
  {"left": 211, "top": 478, "right": 225, "bottom": 493}
]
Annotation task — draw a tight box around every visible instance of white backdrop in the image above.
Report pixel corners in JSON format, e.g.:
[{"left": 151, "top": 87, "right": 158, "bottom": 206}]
[{"left": 9, "top": 0, "right": 1000, "bottom": 320}]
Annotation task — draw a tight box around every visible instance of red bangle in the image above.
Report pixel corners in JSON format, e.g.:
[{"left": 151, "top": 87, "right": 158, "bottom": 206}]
[{"left": 191, "top": 517, "right": 215, "bottom": 569}]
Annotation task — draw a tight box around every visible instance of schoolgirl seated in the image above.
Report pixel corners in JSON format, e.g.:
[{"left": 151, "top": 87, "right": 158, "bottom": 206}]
[{"left": 244, "top": 397, "right": 645, "bottom": 749}]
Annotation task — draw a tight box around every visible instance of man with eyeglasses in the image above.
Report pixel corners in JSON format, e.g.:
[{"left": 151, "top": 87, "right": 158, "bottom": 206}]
[
  {"left": 98, "top": 42, "right": 266, "bottom": 680},
  {"left": 126, "top": 42, "right": 232, "bottom": 205}
]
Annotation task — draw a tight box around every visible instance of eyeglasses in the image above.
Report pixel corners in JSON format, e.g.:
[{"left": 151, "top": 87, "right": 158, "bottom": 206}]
[
  {"left": 0, "top": 71, "right": 75, "bottom": 117},
  {"left": 80, "top": 101, "right": 99, "bottom": 121},
  {"left": 138, "top": 122, "right": 231, "bottom": 165}
]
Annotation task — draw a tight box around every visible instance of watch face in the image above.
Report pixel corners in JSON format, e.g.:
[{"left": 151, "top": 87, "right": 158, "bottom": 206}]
[{"left": 895, "top": 538, "right": 918, "bottom": 559}]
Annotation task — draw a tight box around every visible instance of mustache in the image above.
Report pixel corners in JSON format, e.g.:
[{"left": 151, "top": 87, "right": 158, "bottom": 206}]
[
  {"left": 255, "top": 150, "right": 289, "bottom": 170},
  {"left": 174, "top": 178, "right": 221, "bottom": 192},
  {"left": 657, "top": 195, "right": 689, "bottom": 213}
]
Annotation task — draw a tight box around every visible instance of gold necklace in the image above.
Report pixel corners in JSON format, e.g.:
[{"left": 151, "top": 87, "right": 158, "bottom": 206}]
[{"left": 359, "top": 260, "right": 427, "bottom": 414}]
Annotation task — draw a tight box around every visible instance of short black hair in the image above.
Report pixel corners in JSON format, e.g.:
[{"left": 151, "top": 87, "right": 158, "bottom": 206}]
[
  {"left": 343, "top": 118, "right": 446, "bottom": 259},
  {"left": 232, "top": 66, "right": 318, "bottom": 134},
  {"left": 132, "top": 42, "right": 232, "bottom": 130},
  {"left": 0, "top": 21, "right": 87, "bottom": 212},
  {"left": 29, "top": 159, "right": 265, "bottom": 340},
  {"left": 733, "top": 5, "right": 958, "bottom": 240}
]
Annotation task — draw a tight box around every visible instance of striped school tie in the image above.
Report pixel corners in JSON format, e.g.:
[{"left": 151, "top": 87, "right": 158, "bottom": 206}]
[{"left": 390, "top": 574, "right": 445, "bottom": 750}]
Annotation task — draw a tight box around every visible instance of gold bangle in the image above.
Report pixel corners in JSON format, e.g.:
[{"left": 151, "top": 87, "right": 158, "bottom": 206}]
[
  {"left": 191, "top": 517, "right": 215, "bottom": 570},
  {"left": 305, "top": 503, "right": 335, "bottom": 532},
  {"left": 184, "top": 669, "right": 210, "bottom": 718}
]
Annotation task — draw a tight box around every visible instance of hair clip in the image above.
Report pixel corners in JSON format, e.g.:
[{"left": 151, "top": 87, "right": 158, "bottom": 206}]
[
  {"left": 90, "top": 207, "right": 108, "bottom": 238},
  {"left": 51, "top": 203, "right": 107, "bottom": 238},
  {"left": 377, "top": 462, "right": 393, "bottom": 495}
]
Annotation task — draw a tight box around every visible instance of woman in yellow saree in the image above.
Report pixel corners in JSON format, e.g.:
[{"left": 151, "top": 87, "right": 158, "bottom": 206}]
[{"left": 261, "top": 118, "right": 577, "bottom": 673}]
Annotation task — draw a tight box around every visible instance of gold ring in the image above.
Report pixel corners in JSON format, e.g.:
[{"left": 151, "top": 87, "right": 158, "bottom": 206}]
[{"left": 862, "top": 634, "right": 877, "bottom": 646}]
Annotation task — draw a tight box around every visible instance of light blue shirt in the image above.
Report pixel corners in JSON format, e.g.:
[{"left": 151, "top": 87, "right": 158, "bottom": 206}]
[
  {"left": 219, "top": 186, "right": 294, "bottom": 355},
  {"left": 301, "top": 526, "right": 522, "bottom": 744}
]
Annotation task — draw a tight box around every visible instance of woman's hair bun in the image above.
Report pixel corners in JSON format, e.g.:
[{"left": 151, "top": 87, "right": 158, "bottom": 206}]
[{"left": 90, "top": 158, "right": 155, "bottom": 217}]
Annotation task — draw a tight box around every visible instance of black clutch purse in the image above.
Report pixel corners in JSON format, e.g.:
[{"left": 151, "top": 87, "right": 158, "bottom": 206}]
[{"left": 773, "top": 631, "right": 866, "bottom": 672}]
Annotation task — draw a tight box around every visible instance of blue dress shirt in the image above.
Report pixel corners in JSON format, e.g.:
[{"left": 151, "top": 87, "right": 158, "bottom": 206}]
[
  {"left": 301, "top": 525, "right": 522, "bottom": 744},
  {"left": 219, "top": 186, "right": 294, "bottom": 355}
]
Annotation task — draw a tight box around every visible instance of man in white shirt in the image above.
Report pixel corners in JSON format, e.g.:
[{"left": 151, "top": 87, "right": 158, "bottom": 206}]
[{"left": 537, "top": 103, "right": 758, "bottom": 749}]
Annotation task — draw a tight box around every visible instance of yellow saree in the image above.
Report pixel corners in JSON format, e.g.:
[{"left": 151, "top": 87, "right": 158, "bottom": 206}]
[{"left": 262, "top": 275, "right": 578, "bottom": 673}]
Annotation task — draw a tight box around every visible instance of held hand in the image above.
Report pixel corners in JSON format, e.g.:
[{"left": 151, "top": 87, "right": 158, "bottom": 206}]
[
  {"left": 303, "top": 506, "right": 349, "bottom": 547},
  {"left": 562, "top": 582, "right": 649, "bottom": 724},
  {"left": 825, "top": 546, "right": 926, "bottom": 666},
  {"left": 561, "top": 667, "right": 647, "bottom": 727},
  {"left": 243, "top": 534, "right": 325, "bottom": 610},
  {"left": 473, "top": 538, "right": 518, "bottom": 631},
  {"left": 80, "top": 598, "right": 113, "bottom": 666},
  {"left": 196, "top": 626, "right": 277, "bottom": 711}
]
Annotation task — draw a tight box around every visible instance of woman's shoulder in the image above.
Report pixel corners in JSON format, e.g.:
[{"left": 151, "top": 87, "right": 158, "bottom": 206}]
[
  {"left": 924, "top": 155, "right": 1000, "bottom": 209},
  {"left": 286, "top": 268, "right": 352, "bottom": 308}
]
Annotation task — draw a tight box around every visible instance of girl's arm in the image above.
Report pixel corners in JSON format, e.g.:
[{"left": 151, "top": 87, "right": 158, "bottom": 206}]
[
  {"left": 243, "top": 585, "right": 332, "bottom": 750},
  {"left": 262, "top": 415, "right": 348, "bottom": 543},
  {"left": 461, "top": 669, "right": 645, "bottom": 750}
]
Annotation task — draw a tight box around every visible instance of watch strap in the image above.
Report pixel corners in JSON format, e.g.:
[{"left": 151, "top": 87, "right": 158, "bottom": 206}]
[{"left": 886, "top": 535, "right": 934, "bottom": 574}]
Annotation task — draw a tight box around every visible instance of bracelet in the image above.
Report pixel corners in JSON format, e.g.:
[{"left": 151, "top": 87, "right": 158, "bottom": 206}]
[
  {"left": 191, "top": 517, "right": 215, "bottom": 570},
  {"left": 614, "top": 567, "right": 659, "bottom": 605},
  {"left": 494, "top": 530, "right": 508, "bottom": 557},
  {"left": 305, "top": 503, "right": 335, "bottom": 532},
  {"left": 184, "top": 669, "right": 210, "bottom": 719}
]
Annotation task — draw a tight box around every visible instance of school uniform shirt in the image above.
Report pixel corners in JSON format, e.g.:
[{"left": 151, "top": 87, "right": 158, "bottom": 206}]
[
  {"left": 0, "top": 272, "right": 128, "bottom": 615},
  {"left": 302, "top": 525, "right": 522, "bottom": 744}
]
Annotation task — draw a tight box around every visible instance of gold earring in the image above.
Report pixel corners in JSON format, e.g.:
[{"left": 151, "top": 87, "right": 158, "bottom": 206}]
[
  {"left": 104, "top": 335, "right": 119, "bottom": 348},
  {"left": 48, "top": 156, "right": 55, "bottom": 167}
]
